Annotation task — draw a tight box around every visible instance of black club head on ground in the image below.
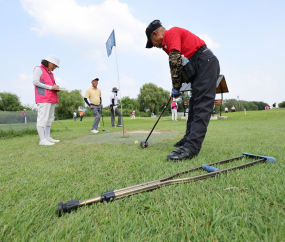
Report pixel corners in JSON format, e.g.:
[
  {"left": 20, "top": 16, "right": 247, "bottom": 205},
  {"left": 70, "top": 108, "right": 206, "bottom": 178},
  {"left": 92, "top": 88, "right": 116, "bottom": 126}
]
[{"left": 140, "top": 141, "right": 149, "bottom": 148}]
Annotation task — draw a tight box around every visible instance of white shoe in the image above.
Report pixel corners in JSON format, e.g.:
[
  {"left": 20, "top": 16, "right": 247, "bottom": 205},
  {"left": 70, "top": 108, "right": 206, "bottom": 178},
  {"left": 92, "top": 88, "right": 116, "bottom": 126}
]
[
  {"left": 91, "top": 130, "right": 99, "bottom": 133},
  {"left": 48, "top": 137, "right": 60, "bottom": 143},
  {"left": 39, "top": 139, "right": 55, "bottom": 146}
]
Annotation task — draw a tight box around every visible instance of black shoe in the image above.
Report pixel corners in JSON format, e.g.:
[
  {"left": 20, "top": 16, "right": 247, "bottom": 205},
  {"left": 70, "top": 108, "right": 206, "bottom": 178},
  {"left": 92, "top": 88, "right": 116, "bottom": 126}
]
[
  {"left": 167, "top": 146, "right": 195, "bottom": 161},
  {"left": 174, "top": 139, "right": 185, "bottom": 147}
]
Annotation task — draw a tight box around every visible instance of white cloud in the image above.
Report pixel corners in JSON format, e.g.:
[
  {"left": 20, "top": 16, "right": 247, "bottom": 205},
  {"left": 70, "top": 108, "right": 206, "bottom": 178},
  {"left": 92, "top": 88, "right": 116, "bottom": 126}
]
[
  {"left": 21, "top": 0, "right": 148, "bottom": 68},
  {"left": 21, "top": 0, "right": 219, "bottom": 63},
  {"left": 20, "top": 0, "right": 221, "bottom": 105},
  {"left": 197, "top": 34, "right": 220, "bottom": 49}
]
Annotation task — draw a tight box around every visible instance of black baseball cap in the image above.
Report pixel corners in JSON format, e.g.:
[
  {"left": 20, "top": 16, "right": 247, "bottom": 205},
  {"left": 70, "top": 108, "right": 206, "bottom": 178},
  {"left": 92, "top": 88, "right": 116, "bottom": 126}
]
[
  {"left": 92, "top": 78, "right": 99, "bottom": 82},
  {"left": 145, "top": 20, "right": 162, "bottom": 48}
]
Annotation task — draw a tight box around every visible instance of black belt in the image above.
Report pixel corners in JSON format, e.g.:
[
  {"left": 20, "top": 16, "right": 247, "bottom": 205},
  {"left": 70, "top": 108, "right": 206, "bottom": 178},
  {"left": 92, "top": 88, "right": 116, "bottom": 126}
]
[
  {"left": 189, "top": 45, "right": 207, "bottom": 63},
  {"left": 90, "top": 104, "right": 100, "bottom": 106}
]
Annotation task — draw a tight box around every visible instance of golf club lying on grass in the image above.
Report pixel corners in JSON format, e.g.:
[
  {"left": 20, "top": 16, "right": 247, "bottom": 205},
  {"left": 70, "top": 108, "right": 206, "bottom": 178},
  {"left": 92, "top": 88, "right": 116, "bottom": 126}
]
[
  {"left": 54, "top": 114, "right": 70, "bottom": 131},
  {"left": 140, "top": 95, "right": 173, "bottom": 148},
  {"left": 58, "top": 152, "right": 275, "bottom": 217}
]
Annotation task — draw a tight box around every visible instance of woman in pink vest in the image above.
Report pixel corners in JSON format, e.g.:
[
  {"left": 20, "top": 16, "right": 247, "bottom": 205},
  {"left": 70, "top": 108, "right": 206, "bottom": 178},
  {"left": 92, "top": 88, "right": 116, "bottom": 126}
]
[
  {"left": 171, "top": 99, "right": 178, "bottom": 121},
  {"left": 33, "top": 54, "right": 60, "bottom": 146}
]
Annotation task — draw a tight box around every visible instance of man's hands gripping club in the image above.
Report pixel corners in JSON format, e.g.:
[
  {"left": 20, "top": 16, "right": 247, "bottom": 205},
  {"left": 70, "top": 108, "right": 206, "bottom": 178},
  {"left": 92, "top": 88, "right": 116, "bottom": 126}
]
[{"left": 171, "top": 89, "right": 180, "bottom": 98}]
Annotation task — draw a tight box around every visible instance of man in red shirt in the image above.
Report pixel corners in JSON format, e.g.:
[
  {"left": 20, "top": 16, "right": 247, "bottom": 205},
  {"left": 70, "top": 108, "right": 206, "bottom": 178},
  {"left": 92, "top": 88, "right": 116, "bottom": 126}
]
[{"left": 145, "top": 20, "right": 220, "bottom": 161}]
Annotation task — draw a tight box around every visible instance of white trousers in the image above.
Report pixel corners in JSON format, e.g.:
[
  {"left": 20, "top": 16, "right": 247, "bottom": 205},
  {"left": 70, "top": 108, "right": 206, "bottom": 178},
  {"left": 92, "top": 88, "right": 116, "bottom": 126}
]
[
  {"left": 37, "top": 103, "right": 56, "bottom": 127},
  {"left": 172, "top": 109, "right": 177, "bottom": 121}
]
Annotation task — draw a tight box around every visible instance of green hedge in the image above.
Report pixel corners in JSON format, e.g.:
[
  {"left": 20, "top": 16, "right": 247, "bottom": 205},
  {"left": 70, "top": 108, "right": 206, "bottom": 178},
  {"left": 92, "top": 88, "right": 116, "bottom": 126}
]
[
  {"left": 278, "top": 101, "right": 285, "bottom": 108},
  {"left": 0, "top": 111, "right": 37, "bottom": 124}
]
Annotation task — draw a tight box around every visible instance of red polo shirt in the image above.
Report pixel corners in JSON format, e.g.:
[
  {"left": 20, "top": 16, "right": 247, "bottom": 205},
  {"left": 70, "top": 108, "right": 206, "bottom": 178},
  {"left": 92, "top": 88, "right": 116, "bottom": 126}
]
[{"left": 162, "top": 27, "right": 205, "bottom": 59}]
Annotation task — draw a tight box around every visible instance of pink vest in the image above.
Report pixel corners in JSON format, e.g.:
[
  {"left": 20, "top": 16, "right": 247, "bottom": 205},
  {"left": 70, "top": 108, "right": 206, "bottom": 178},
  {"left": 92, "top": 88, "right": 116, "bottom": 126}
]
[
  {"left": 171, "top": 101, "right": 178, "bottom": 110},
  {"left": 35, "top": 65, "right": 59, "bottom": 104}
]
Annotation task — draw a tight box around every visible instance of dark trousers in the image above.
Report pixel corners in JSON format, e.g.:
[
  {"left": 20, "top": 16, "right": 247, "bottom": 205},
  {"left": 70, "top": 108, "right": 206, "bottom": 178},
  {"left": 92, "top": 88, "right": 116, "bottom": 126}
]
[
  {"left": 110, "top": 107, "right": 122, "bottom": 126},
  {"left": 183, "top": 49, "right": 220, "bottom": 155},
  {"left": 80, "top": 115, "right": 83, "bottom": 121}
]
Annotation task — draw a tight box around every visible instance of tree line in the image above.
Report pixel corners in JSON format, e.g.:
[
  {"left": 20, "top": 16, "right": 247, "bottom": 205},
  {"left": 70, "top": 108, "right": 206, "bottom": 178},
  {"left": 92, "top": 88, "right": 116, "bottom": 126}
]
[
  {"left": 214, "top": 99, "right": 275, "bottom": 112},
  {"left": 1, "top": 86, "right": 284, "bottom": 119}
]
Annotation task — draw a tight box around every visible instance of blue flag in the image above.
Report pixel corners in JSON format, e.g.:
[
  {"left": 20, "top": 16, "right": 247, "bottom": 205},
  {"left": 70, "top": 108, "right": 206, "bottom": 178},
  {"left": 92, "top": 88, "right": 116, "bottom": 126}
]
[{"left": 106, "top": 30, "right": 116, "bottom": 57}]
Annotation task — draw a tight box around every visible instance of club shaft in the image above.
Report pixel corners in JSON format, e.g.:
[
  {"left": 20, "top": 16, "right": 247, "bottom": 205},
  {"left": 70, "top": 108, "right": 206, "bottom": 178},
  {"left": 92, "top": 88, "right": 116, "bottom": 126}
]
[
  {"left": 145, "top": 96, "right": 172, "bottom": 142},
  {"left": 56, "top": 118, "right": 70, "bottom": 130}
]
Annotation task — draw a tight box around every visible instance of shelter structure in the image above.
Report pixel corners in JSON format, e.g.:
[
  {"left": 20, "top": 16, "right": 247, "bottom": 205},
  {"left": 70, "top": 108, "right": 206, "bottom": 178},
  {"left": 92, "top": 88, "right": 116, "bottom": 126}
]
[
  {"left": 180, "top": 83, "right": 192, "bottom": 117},
  {"left": 214, "top": 75, "right": 229, "bottom": 116}
]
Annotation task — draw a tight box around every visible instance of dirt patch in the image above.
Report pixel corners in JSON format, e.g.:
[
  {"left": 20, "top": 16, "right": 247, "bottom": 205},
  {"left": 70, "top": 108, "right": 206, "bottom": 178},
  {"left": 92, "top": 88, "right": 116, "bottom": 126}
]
[
  {"left": 75, "top": 131, "right": 176, "bottom": 144},
  {"left": 127, "top": 130, "right": 173, "bottom": 134}
]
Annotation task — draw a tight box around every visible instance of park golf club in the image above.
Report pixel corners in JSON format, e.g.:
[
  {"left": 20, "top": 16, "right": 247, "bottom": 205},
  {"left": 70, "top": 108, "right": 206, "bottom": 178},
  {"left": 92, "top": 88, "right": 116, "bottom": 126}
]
[
  {"left": 140, "top": 95, "right": 172, "bottom": 147},
  {"left": 54, "top": 114, "right": 70, "bottom": 131},
  {"left": 140, "top": 93, "right": 183, "bottom": 148},
  {"left": 57, "top": 152, "right": 276, "bottom": 217}
]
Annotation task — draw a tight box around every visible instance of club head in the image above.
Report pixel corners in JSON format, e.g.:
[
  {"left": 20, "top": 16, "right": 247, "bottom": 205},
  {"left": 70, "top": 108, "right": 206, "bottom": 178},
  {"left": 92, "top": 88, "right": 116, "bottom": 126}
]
[
  {"left": 102, "top": 129, "right": 105, "bottom": 131},
  {"left": 140, "top": 141, "right": 149, "bottom": 148}
]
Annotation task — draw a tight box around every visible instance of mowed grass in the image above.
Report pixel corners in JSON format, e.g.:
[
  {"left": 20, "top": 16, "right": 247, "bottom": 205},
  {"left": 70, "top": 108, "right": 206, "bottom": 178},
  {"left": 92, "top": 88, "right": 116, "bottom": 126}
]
[{"left": 0, "top": 109, "right": 285, "bottom": 241}]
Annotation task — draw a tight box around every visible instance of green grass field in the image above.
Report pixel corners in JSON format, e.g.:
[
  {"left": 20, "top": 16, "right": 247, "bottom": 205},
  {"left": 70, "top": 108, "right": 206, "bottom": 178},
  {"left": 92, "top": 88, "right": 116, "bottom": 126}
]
[
  {"left": 1, "top": 109, "right": 285, "bottom": 241},
  {"left": 0, "top": 122, "right": 37, "bottom": 131}
]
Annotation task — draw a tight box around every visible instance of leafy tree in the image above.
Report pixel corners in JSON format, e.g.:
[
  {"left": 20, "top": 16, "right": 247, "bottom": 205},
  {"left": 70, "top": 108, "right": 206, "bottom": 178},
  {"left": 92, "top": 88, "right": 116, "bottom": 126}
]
[
  {"left": 278, "top": 101, "right": 285, "bottom": 108},
  {"left": 118, "top": 96, "right": 140, "bottom": 110},
  {"left": 55, "top": 90, "right": 84, "bottom": 119},
  {"left": 137, "top": 83, "right": 170, "bottom": 114},
  {"left": 252, "top": 101, "right": 269, "bottom": 110},
  {"left": 0, "top": 92, "right": 24, "bottom": 111},
  {"left": 241, "top": 101, "right": 258, "bottom": 111},
  {"left": 223, "top": 99, "right": 244, "bottom": 111}
]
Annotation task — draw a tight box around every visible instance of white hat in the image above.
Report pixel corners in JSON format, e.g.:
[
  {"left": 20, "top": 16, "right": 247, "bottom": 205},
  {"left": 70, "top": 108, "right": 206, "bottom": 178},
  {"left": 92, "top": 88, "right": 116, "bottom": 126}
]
[
  {"left": 133, "top": 111, "right": 135, "bottom": 112},
  {"left": 45, "top": 54, "right": 60, "bottom": 67}
]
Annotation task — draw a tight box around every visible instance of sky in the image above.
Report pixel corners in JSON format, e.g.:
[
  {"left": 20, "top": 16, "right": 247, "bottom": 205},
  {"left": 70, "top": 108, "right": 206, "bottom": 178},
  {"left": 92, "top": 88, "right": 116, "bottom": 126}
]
[{"left": 0, "top": 0, "right": 284, "bottom": 108}]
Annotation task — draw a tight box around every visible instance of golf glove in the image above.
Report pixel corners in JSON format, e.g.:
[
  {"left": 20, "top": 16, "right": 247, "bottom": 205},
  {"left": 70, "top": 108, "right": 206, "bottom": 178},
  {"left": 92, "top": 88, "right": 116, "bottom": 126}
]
[{"left": 172, "top": 89, "right": 180, "bottom": 98}]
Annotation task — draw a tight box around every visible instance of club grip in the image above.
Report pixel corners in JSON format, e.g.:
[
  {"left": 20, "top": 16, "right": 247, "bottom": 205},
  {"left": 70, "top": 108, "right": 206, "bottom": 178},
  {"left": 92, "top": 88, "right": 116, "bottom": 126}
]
[
  {"left": 202, "top": 164, "right": 219, "bottom": 173},
  {"left": 242, "top": 152, "right": 276, "bottom": 163}
]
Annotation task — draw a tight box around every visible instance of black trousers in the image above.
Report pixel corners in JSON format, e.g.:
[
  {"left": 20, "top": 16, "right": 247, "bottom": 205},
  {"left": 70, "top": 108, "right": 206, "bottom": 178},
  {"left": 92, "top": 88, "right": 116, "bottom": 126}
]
[
  {"left": 183, "top": 49, "right": 220, "bottom": 155},
  {"left": 80, "top": 115, "right": 83, "bottom": 121}
]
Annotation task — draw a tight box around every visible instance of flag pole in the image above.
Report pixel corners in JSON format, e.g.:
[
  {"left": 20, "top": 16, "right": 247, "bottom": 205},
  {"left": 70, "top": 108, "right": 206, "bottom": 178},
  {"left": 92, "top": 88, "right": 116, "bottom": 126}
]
[{"left": 114, "top": 45, "right": 125, "bottom": 137}]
